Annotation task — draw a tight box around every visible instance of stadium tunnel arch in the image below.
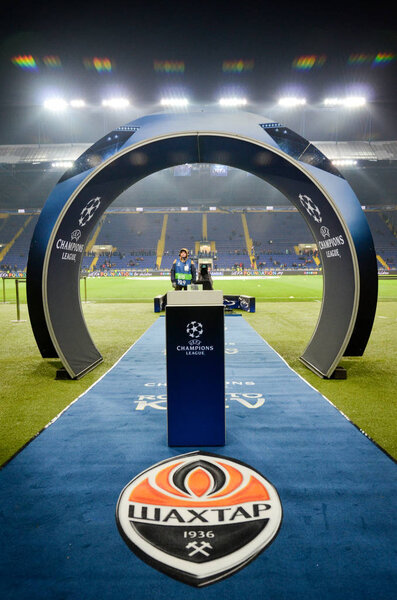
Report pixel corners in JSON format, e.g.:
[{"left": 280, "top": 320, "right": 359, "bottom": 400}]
[{"left": 27, "top": 111, "right": 378, "bottom": 379}]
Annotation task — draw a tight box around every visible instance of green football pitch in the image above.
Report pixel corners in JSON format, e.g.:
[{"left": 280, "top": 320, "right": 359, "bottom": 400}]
[
  {"left": 2, "top": 274, "right": 396, "bottom": 304},
  {"left": 1, "top": 275, "right": 396, "bottom": 465}
]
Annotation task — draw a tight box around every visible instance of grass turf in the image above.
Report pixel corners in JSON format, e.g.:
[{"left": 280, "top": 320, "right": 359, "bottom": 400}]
[
  {"left": 244, "top": 302, "right": 397, "bottom": 459},
  {"left": 0, "top": 276, "right": 396, "bottom": 465},
  {"left": 0, "top": 303, "right": 157, "bottom": 465}
]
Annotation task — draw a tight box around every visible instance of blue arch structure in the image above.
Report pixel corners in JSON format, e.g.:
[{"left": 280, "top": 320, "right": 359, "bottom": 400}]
[{"left": 27, "top": 111, "right": 378, "bottom": 379}]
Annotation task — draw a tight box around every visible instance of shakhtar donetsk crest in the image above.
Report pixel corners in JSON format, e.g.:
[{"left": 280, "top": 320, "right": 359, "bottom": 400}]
[{"left": 116, "top": 451, "right": 283, "bottom": 587}]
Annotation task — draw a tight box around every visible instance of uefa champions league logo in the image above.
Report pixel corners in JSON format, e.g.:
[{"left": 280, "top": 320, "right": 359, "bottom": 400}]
[
  {"left": 299, "top": 194, "right": 322, "bottom": 224},
  {"left": 320, "top": 226, "right": 330, "bottom": 238},
  {"left": 186, "top": 321, "right": 203, "bottom": 339},
  {"left": 70, "top": 229, "right": 81, "bottom": 242},
  {"left": 176, "top": 322, "right": 212, "bottom": 355},
  {"left": 78, "top": 197, "right": 101, "bottom": 227}
]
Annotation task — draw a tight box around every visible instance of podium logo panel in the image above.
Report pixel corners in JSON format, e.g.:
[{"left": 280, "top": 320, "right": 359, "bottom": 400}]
[{"left": 116, "top": 451, "right": 283, "bottom": 587}]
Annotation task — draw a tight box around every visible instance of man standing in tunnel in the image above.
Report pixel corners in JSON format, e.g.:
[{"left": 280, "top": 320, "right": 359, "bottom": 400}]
[{"left": 170, "top": 248, "right": 197, "bottom": 290}]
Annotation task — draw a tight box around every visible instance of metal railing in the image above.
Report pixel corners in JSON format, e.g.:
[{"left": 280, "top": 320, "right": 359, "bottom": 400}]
[{"left": 2, "top": 276, "right": 88, "bottom": 321}]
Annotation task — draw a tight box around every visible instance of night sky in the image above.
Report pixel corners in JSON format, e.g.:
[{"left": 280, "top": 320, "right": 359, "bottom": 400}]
[{"left": 0, "top": 1, "right": 396, "bottom": 141}]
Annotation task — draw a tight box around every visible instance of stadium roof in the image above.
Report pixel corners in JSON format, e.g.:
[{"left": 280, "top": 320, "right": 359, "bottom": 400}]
[
  {"left": 1, "top": 2, "right": 396, "bottom": 142},
  {"left": 0, "top": 141, "right": 396, "bottom": 165}
]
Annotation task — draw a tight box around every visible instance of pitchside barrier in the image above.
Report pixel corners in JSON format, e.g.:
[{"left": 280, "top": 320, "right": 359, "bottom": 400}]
[
  {"left": 1, "top": 276, "right": 87, "bottom": 317},
  {"left": 26, "top": 110, "right": 377, "bottom": 379},
  {"left": 1, "top": 277, "right": 27, "bottom": 322},
  {"left": 154, "top": 293, "right": 255, "bottom": 313},
  {"left": 14, "top": 278, "right": 26, "bottom": 322}
]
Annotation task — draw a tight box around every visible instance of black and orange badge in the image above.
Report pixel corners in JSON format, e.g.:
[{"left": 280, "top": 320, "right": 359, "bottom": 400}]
[{"left": 116, "top": 451, "right": 283, "bottom": 587}]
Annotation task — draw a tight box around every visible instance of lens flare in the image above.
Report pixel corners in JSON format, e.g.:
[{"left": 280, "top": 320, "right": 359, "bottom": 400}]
[
  {"left": 11, "top": 55, "right": 38, "bottom": 71},
  {"left": 348, "top": 52, "right": 395, "bottom": 66},
  {"left": 348, "top": 53, "right": 373, "bottom": 65},
  {"left": 373, "top": 52, "right": 395, "bottom": 66},
  {"left": 222, "top": 59, "right": 254, "bottom": 73},
  {"left": 154, "top": 60, "right": 185, "bottom": 73},
  {"left": 43, "top": 55, "right": 62, "bottom": 69},
  {"left": 292, "top": 55, "right": 326, "bottom": 70},
  {"left": 83, "top": 57, "right": 113, "bottom": 72}
]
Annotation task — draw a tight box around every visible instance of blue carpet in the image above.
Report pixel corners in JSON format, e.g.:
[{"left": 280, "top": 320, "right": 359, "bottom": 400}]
[{"left": 0, "top": 316, "right": 396, "bottom": 599}]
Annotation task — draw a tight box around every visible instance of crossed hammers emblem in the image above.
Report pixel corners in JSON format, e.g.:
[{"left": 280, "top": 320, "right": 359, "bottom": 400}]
[{"left": 185, "top": 541, "right": 213, "bottom": 557}]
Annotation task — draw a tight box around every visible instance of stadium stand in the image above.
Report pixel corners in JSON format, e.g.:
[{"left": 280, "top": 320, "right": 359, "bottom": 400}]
[
  {"left": 91, "top": 213, "right": 163, "bottom": 270},
  {"left": 0, "top": 141, "right": 396, "bottom": 273},
  {"left": 1, "top": 209, "right": 397, "bottom": 273},
  {"left": 206, "top": 212, "right": 248, "bottom": 269},
  {"left": 162, "top": 213, "right": 202, "bottom": 268},
  {"left": 246, "top": 211, "right": 317, "bottom": 269},
  {"left": 365, "top": 212, "right": 397, "bottom": 269},
  {"left": 0, "top": 213, "right": 39, "bottom": 271}
]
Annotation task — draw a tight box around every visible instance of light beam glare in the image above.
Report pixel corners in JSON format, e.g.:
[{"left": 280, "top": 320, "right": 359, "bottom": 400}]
[
  {"left": 218, "top": 97, "right": 247, "bottom": 107},
  {"left": 44, "top": 98, "right": 68, "bottom": 111},
  {"left": 102, "top": 98, "right": 130, "bottom": 109}
]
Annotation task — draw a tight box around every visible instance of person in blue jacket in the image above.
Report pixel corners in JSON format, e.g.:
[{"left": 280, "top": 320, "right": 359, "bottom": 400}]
[{"left": 170, "top": 248, "right": 197, "bottom": 290}]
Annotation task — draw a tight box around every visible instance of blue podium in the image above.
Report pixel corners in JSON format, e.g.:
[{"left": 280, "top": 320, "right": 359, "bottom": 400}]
[{"left": 166, "top": 290, "right": 225, "bottom": 446}]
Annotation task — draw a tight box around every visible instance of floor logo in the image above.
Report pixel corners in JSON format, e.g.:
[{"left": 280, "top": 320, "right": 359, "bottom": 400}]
[{"left": 116, "top": 451, "right": 283, "bottom": 587}]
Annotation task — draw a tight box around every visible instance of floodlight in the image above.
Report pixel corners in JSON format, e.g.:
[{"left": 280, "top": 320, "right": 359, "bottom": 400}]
[
  {"left": 44, "top": 98, "right": 68, "bottom": 111},
  {"left": 160, "top": 97, "right": 189, "bottom": 107},
  {"left": 70, "top": 99, "right": 86, "bottom": 108},
  {"left": 278, "top": 97, "right": 306, "bottom": 107},
  {"left": 51, "top": 161, "right": 74, "bottom": 169},
  {"left": 102, "top": 98, "right": 130, "bottom": 109},
  {"left": 344, "top": 96, "right": 366, "bottom": 107},
  {"left": 323, "top": 97, "right": 366, "bottom": 108},
  {"left": 323, "top": 98, "right": 343, "bottom": 106},
  {"left": 218, "top": 97, "right": 247, "bottom": 107},
  {"left": 332, "top": 159, "right": 358, "bottom": 166}
]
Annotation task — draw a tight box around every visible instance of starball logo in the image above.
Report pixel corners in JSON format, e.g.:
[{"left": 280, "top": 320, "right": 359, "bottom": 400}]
[
  {"left": 116, "top": 452, "right": 283, "bottom": 587},
  {"left": 176, "top": 321, "right": 214, "bottom": 356},
  {"left": 299, "top": 194, "right": 322, "bottom": 224},
  {"left": 78, "top": 197, "right": 101, "bottom": 227},
  {"left": 186, "top": 320, "right": 203, "bottom": 338}
]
